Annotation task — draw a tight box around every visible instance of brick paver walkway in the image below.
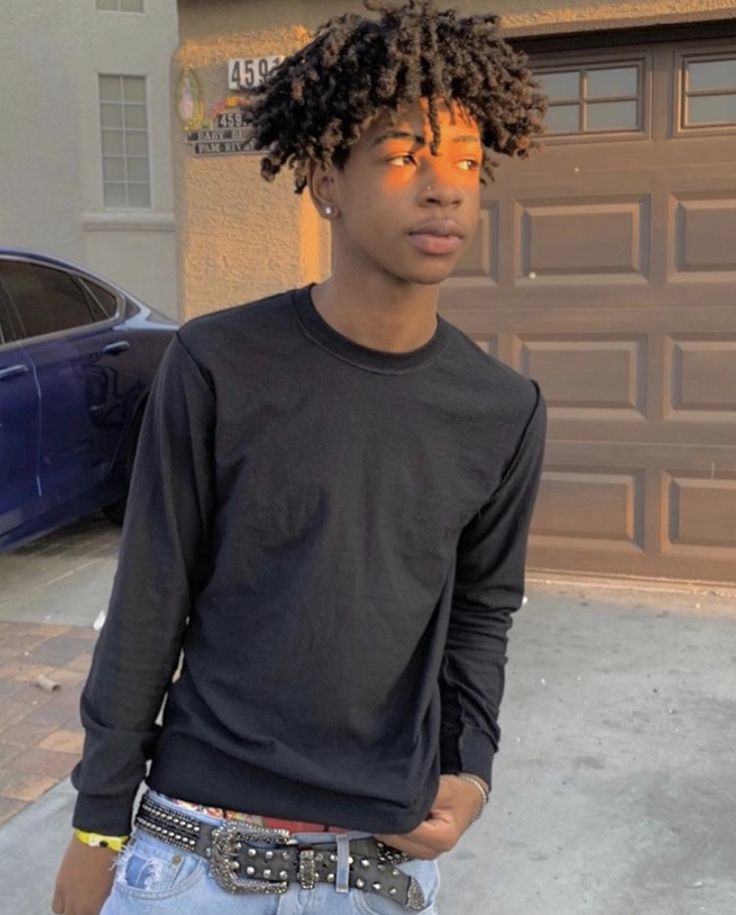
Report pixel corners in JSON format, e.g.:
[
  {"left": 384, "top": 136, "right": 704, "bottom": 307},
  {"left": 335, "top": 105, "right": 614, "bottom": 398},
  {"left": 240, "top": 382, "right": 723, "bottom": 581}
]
[{"left": 0, "top": 621, "right": 95, "bottom": 825}]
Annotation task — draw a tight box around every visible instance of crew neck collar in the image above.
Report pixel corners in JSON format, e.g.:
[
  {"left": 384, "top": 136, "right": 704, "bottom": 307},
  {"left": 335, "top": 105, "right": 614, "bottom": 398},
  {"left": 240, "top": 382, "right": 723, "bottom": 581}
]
[{"left": 289, "top": 284, "right": 451, "bottom": 374}]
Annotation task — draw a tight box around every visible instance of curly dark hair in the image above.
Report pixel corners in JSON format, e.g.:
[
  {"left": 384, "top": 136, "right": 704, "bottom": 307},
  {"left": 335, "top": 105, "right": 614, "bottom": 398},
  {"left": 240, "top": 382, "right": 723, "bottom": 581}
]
[{"left": 243, "top": 0, "right": 548, "bottom": 193}]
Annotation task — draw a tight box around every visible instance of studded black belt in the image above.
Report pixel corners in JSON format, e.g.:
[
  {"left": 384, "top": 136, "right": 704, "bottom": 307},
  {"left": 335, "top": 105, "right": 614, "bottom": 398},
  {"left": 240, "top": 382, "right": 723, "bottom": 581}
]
[{"left": 134, "top": 795, "right": 428, "bottom": 911}]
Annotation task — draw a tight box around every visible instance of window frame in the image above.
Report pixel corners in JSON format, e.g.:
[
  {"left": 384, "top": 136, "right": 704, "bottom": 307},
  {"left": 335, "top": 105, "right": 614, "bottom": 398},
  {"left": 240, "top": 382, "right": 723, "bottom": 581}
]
[
  {"left": 94, "top": 0, "right": 144, "bottom": 13},
  {"left": 531, "top": 50, "right": 651, "bottom": 144},
  {"left": 0, "top": 286, "right": 17, "bottom": 347},
  {"left": 0, "top": 256, "right": 124, "bottom": 346},
  {"left": 675, "top": 44, "right": 736, "bottom": 137},
  {"left": 80, "top": 278, "right": 121, "bottom": 321},
  {"left": 98, "top": 73, "right": 152, "bottom": 210}
]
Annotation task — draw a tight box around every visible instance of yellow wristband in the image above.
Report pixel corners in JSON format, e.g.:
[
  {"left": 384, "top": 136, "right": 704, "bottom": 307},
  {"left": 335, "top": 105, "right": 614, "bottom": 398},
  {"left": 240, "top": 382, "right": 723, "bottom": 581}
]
[{"left": 74, "top": 829, "right": 130, "bottom": 852}]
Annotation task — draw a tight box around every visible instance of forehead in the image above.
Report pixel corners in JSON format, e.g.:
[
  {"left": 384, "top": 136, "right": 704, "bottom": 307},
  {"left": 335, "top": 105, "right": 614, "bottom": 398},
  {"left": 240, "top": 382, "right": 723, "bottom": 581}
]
[{"left": 359, "top": 98, "right": 480, "bottom": 145}]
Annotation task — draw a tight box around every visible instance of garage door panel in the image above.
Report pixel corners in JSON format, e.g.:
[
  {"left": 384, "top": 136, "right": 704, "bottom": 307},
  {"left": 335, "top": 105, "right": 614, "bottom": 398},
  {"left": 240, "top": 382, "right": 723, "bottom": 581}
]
[
  {"left": 527, "top": 438, "right": 735, "bottom": 581},
  {"left": 671, "top": 194, "right": 736, "bottom": 277},
  {"left": 665, "top": 471, "right": 736, "bottom": 550},
  {"left": 471, "top": 336, "right": 499, "bottom": 358},
  {"left": 513, "top": 335, "right": 647, "bottom": 414},
  {"left": 528, "top": 440, "right": 736, "bottom": 583},
  {"left": 666, "top": 336, "right": 736, "bottom": 415},
  {"left": 532, "top": 467, "right": 645, "bottom": 548},
  {"left": 528, "top": 540, "right": 736, "bottom": 582},
  {"left": 516, "top": 196, "right": 651, "bottom": 282},
  {"left": 454, "top": 206, "right": 499, "bottom": 282}
]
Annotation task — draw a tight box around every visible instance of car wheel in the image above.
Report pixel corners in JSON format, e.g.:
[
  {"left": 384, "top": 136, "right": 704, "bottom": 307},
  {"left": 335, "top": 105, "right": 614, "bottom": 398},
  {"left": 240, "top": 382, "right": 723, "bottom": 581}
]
[{"left": 102, "top": 403, "right": 145, "bottom": 526}]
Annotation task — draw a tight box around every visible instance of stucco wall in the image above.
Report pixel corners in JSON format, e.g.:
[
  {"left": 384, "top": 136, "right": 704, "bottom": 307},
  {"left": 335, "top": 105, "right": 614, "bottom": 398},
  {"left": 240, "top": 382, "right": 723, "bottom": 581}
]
[
  {"left": 179, "top": 0, "right": 736, "bottom": 35},
  {"left": 173, "top": 0, "right": 735, "bottom": 318},
  {"left": 171, "top": 15, "right": 331, "bottom": 318},
  {"left": 0, "top": 0, "right": 179, "bottom": 316},
  {"left": 0, "top": 2, "right": 85, "bottom": 260}
]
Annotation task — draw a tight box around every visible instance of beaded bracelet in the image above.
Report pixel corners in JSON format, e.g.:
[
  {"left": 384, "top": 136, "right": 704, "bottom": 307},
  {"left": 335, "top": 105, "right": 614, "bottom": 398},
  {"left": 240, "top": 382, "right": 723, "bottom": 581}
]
[{"left": 457, "top": 773, "right": 490, "bottom": 822}]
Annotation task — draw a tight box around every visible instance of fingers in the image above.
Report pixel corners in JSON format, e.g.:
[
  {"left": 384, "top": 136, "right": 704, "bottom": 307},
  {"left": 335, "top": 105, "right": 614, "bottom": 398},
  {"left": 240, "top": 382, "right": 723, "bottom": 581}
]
[
  {"left": 375, "top": 818, "right": 458, "bottom": 858},
  {"left": 374, "top": 833, "right": 440, "bottom": 859},
  {"left": 372, "top": 775, "right": 486, "bottom": 861},
  {"left": 406, "top": 823, "right": 457, "bottom": 856}
]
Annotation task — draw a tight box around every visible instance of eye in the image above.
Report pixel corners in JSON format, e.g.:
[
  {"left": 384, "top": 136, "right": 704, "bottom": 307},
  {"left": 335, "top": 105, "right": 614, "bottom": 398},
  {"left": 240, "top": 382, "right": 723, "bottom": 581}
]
[
  {"left": 386, "top": 153, "right": 417, "bottom": 167},
  {"left": 458, "top": 158, "right": 481, "bottom": 172}
]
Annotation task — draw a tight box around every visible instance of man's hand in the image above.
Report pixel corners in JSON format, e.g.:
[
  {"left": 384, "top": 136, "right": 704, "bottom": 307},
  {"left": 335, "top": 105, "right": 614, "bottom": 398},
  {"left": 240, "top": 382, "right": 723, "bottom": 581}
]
[
  {"left": 374, "top": 774, "right": 487, "bottom": 860},
  {"left": 51, "top": 836, "right": 117, "bottom": 915}
]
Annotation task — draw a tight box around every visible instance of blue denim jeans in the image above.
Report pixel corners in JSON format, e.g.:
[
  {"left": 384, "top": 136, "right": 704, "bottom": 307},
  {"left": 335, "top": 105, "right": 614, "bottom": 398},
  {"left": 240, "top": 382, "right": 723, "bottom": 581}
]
[{"left": 100, "top": 790, "right": 441, "bottom": 914}]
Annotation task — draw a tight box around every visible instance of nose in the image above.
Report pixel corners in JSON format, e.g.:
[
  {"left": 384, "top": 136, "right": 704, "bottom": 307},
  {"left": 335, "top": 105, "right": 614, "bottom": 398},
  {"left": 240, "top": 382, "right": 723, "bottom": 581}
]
[{"left": 419, "top": 162, "right": 462, "bottom": 208}]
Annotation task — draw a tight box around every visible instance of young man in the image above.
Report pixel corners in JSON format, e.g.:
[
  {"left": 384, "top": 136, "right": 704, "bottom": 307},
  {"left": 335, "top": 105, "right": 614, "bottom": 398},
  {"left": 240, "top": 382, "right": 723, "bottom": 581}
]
[{"left": 53, "top": 2, "right": 548, "bottom": 913}]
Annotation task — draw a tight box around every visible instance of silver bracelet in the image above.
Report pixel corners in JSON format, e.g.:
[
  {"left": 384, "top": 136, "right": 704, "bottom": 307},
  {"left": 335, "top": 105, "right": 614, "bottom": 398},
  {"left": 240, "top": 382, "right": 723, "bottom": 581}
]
[{"left": 457, "top": 773, "right": 490, "bottom": 822}]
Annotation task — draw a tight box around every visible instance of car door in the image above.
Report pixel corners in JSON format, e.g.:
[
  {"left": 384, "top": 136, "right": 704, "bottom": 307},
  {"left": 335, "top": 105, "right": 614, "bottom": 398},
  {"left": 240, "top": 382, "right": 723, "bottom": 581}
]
[
  {"left": 0, "top": 284, "right": 41, "bottom": 538},
  {"left": 0, "top": 258, "right": 133, "bottom": 515}
]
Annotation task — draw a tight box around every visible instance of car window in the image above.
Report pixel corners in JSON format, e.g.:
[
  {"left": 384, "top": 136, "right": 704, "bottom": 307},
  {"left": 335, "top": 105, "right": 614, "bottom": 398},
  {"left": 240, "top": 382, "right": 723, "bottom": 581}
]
[
  {"left": 82, "top": 279, "right": 119, "bottom": 319},
  {"left": 0, "top": 260, "right": 96, "bottom": 339},
  {"left": 0, "top": 297, "right": 10, "bottom": 344}
]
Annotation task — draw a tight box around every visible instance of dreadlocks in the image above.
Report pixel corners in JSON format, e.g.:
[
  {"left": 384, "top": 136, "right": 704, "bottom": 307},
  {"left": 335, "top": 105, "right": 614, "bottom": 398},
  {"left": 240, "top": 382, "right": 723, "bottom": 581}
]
[{"left": 243, "top": 0, "right": 548, "bottom": 193}]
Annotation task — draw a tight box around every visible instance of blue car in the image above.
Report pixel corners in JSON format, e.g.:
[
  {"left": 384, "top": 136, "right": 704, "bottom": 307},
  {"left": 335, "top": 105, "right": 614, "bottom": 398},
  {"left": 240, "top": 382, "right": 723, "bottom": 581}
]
[{"left": 0, "top": 249, "right": 177, "bottom": 552}]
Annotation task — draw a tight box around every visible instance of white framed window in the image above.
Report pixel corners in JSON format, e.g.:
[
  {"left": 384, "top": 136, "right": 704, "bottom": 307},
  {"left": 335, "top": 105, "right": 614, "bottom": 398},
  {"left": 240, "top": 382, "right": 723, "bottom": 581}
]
[
  {"left": 96, "top": 0, "right": 144, "bottom": 11},
  {"left": 537, "top": 60, "right": 645, "bottom": 137},
  {"left": 99, "top": 75, "right": 151, "bottom": 208},
  {"left": 680, "top": 52, "right": 736, "bottom": 128}
]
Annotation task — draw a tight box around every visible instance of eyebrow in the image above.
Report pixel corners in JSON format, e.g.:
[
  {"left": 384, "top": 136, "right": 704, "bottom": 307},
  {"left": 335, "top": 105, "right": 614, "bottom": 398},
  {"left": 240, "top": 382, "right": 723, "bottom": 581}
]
[{"left": 371, "top": 129, "right": 481, "bottom": 147}]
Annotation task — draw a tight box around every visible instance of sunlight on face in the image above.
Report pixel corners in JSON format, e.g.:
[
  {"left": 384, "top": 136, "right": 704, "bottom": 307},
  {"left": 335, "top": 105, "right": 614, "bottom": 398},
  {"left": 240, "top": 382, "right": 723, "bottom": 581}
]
[
  {"left": 322, "top": 97, "right": 483, "bottom": 286},
  {"left": 361, "top": 98, "right": 482, "bottom": 196}
]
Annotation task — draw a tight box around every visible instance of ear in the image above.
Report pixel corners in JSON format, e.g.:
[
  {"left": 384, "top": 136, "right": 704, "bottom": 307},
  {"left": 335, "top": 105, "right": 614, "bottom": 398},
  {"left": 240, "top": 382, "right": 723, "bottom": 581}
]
[{"left": 307, "top": 161, "right": 340, "bottom": 219}]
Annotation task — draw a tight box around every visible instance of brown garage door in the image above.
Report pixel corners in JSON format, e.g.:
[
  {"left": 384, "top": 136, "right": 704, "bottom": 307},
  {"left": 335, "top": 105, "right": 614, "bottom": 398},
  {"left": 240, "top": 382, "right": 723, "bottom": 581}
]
[{"left": 441, "top": 24, "right": 736, "bottom": 584}]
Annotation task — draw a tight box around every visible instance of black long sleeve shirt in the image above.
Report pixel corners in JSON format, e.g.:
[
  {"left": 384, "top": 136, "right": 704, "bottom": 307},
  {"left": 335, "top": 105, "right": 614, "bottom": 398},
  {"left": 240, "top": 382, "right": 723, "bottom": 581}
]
[{"left": 71, "top": 284, "right": 546, "bottom": 836}]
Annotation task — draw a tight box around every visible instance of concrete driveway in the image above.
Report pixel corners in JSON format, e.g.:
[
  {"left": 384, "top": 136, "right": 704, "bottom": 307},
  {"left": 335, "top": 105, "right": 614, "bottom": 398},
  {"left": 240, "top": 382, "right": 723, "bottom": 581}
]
[{"left": 1, "top": 515, "right": 734, "bottom": 914}]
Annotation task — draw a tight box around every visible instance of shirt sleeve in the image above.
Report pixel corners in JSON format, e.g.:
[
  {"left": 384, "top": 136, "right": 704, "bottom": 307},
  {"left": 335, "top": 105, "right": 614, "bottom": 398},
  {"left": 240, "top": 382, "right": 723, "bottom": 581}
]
[
  {"left": 71, "top": 331, "right": 216, "bottom": 835},
  {"left": 439, "top": 380, "right": 546, "bottom": 790}
]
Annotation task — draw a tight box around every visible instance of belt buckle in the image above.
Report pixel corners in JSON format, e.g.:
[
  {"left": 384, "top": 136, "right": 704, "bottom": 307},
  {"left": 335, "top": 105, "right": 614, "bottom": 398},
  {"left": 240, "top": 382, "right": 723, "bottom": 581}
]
[{"left": 207, "top": 822, "right": 296, "bottom": 895}]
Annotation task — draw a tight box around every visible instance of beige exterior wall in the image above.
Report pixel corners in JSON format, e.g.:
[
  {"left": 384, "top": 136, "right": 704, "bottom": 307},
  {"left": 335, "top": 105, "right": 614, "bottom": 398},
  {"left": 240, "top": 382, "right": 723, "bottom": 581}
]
[{"left": 173, "top": 0, "right": 735, "bottom": 318}]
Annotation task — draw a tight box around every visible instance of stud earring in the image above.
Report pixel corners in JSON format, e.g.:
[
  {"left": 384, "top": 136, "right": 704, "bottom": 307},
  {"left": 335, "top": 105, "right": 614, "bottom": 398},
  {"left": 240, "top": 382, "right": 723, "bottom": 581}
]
[{"left": 324, "top": 205, "right": 334, "bottom": 217}]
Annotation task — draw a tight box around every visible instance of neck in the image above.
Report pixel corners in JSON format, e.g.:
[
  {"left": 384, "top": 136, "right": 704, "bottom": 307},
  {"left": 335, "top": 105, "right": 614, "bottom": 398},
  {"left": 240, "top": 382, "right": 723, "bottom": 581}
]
[{"left": 311, "top": 266, "right": 440, "bottom": 354}]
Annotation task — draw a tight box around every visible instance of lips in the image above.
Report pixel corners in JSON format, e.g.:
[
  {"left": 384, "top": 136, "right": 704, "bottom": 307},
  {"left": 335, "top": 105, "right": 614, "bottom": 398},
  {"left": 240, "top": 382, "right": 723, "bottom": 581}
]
[{"left": 408, "top": 219, "right": 465, "bottom": 256}]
